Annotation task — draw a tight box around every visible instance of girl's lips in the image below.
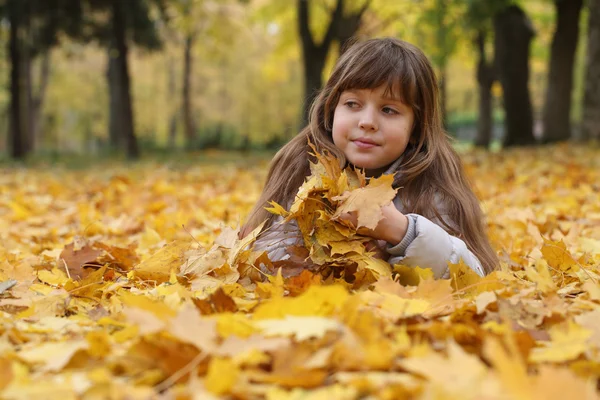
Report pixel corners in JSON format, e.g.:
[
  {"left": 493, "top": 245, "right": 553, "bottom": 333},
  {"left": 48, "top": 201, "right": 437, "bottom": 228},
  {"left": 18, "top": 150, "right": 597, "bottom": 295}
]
[{"left": 352, "top": 140, "right": 378, "bottom": 149}]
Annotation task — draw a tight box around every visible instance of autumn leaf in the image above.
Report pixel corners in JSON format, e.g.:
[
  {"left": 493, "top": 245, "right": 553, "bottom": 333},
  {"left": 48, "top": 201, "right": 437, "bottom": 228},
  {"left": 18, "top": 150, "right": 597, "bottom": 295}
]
[
  {"left": 204, "top": 357, "right": 240, "bottom": 395},
  {"left": 541, "top": 238, "right": 579, "bottom": 272},
  {"left": 331, "top": 174, "right": 397, "bottom": 230},
  {"left": 18, "top": 340, "right": 88, "bottom": 372},
  {"left": 59, "top": 242, "right": 103, "bottom": 280},
  {"left": 529, "top": 321, "right": 592, "bottom": 363},
  {"left": 400, "top": 340, "right": 489, "bottom": 397},
  {"left": 134, "top": 240, "right": 192, "bottom": 283},
  {"left": 256, "top": 316, "right": 344, "bottom": 341}
]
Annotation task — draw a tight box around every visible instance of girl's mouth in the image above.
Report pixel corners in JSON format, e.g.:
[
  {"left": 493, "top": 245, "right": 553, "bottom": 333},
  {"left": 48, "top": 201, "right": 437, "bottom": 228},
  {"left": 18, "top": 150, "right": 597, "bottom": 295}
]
[{"left": 352, "top": 139, "right": 378, "bottom": 149}]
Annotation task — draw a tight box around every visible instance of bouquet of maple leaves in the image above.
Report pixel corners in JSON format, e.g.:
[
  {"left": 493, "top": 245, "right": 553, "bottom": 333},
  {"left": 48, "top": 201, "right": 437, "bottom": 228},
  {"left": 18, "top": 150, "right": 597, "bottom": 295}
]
[{"left": 263, "top": 150, "right": 398, "bottom": 284}]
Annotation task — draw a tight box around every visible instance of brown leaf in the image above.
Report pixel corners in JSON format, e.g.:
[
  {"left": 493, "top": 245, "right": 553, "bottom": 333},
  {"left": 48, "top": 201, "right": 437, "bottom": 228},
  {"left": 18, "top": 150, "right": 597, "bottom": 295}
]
[
  {"left": 59, "top": 242, "right": 102, "bottom": 280},
  {"left": 95, "top": 242, "right": 140, "bottom": 271},
  {"left": 210, "top": 288, "right": 238, "bottom": 313}
]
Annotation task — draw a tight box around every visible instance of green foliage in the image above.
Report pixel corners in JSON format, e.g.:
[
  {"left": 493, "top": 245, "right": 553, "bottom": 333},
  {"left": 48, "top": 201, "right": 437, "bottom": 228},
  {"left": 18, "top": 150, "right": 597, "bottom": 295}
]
[
  {"left": 81, "top": 0, "right": 163, "bottom": 49},
  {"left": 0, "top": 0, "right": 86, "bottom": 56}
]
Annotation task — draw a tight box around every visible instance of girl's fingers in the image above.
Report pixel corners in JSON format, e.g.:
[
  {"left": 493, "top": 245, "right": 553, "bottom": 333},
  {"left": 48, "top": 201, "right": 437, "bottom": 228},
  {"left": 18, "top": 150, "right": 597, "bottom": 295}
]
[{"left": 338, "top": 211, "right": 358, "bottom": 226}]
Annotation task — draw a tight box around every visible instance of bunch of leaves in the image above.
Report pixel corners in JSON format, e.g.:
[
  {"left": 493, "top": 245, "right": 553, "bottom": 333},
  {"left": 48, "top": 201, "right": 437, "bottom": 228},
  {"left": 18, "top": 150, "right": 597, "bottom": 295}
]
[
  {"left": 264, "top": 150, "right": 397, "bottom": 286},
  {"left": 0, "top": 145, "right": 599, "bottom": 399}
]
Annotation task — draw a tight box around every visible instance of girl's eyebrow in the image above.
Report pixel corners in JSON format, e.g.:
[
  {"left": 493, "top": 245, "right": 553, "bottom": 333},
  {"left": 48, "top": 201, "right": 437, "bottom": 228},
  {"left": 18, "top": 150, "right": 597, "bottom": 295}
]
[{"left": 381, "top": 95, "right": 407, "bottom": 105}]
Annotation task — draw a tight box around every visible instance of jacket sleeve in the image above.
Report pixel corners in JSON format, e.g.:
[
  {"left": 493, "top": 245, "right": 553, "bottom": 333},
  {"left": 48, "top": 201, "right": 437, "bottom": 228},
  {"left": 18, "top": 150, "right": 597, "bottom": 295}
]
[
  {"left": 386, "top": 213, "right": 485, "bottom": 279},
  {"left": 251, "top": 217, "right": 302, "bottom": 262}
]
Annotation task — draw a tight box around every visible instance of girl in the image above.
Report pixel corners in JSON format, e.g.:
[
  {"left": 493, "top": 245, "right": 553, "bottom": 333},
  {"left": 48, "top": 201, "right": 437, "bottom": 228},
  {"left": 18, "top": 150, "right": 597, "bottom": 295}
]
[{"left": 242, "top": 37, "right": 497, "bottom": 279}]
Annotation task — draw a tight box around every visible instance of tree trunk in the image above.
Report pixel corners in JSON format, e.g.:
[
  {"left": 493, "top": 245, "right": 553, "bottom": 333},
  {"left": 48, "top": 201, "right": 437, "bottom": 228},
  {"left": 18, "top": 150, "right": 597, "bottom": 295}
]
[
  {"left": 167, "top": 57, "right": 178, "bottom": 149},
  {"left": 541, "top": 0, "right": 583, "bottom": 143},
  {"left": 475, "top": 30, "right": 494, "bottom": 148},
  {"left": 336, "top": 1, "right": 370, "bottom": 56},
  {"left": 494, "top": 5, "right": 536, "bottom": 147},
  {"left": 111, "top": 0, "right": 139, "bottom": 159},
  {"left": 297, "top": 0, "right": 343, "bottom": 127},
  {"left": 8, "top": 0, "right": 26, "bottom": 159},
  {"left": 30, "top": 50, "right": 51, "bottom": 151},
  {"left": 23, "top": 20, "right": 33, "bottom": 154},
  {"left": 302, "top": 52, "right": 326, "bottom": 125},
  {"left": 107, "top": 45, "right": 124, "bottom": 151},
  {"left": 182, "top": 33, "right": 196, "bottom": 149},
  {"left": 581, "top": 0, "right": 600, "bottom": 141}
]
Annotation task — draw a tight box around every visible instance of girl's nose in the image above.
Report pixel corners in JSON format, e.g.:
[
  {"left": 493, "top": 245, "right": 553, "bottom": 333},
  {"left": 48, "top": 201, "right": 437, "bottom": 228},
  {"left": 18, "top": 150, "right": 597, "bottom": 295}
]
[{"left": 358, "top": 107, "right": 378, "bottom": 132}]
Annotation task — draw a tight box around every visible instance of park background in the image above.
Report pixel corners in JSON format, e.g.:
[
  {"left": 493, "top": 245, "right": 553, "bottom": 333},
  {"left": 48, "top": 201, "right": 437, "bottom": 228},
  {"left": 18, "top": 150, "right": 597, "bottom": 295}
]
[
  {"left": 1, "top": 0, "right": 599, "bottom": 160},
  {"left": 0, "top": 1, "right": 600, "bottom": 399}
]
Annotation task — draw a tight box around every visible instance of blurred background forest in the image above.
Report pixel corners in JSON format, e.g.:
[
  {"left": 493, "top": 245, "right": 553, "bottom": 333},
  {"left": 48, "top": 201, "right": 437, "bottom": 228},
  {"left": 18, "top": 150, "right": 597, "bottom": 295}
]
[{"left": 0, "top": 0, "right": 599, "bottom": 161}]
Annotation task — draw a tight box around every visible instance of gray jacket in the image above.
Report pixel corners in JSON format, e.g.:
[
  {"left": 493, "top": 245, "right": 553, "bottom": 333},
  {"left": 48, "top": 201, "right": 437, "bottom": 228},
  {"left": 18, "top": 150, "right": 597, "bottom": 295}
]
[{"left": 252, "top": 194, "right": 485, "bottom": 279}]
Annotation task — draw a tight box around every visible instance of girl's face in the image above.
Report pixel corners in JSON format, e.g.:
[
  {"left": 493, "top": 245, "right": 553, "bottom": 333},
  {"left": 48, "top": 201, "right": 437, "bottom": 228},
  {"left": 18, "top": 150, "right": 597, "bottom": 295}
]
[{"left": 331, "top": 85, "right": 415, "bottom": 176}]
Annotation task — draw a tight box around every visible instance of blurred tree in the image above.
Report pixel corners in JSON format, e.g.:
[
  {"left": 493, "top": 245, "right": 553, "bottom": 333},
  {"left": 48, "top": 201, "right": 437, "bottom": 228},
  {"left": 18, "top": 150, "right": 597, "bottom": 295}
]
[
  {"left": 582, "top": 0, "right": 600, "bottom": 141},
  {"left": 297, "top": 0, "right": 371, "bottom": 126},
  {"left": 416, "top": 0, "right": 464, "bottom": 129},
  {"left": 494, "top": 5, "right": 536, "bottom": 146},
  {"left": 159, "top": 0, "right": 244, "bottom": 149},
  {"left": 161, "top": 0, "right": 200, "bottom": 149},
  {"left": 180, "top": 2, "right": 196, "bottom": 149},
  {"left": 109, "top": 0, "right": 140, "bottom": 159},
  {"left": 1, "top": 0, "right": 83, "bottom": 159},
  {"left": 464, "top": 0, "right": 510, "bottom": 149},
  {"left": 336, "top": 1, "right": 371, "bottom": 55},
  {"left": 541, "top": 0, "right": 583, "bottom": 143},
  {"left": 297, "top": 0, "right": 342, "bottom": 126},
  {"left": 473, "top": 30, "right": 494, "bottom": 148},
  {"left": 83, "top": 0, "right": 163, "bottom": 159}
]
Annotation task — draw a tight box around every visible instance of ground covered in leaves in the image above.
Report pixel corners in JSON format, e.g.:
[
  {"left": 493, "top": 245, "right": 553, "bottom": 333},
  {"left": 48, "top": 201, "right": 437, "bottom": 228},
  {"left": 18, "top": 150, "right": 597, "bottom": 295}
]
[{"left": 1, "top": 144, "right": 599, "bottom": 399}]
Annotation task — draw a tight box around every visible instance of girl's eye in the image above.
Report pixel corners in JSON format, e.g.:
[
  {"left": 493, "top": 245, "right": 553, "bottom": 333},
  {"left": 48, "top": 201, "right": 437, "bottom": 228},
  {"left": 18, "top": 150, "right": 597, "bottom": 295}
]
[
  {"left": 345, "top": 100, "right": 360, "bottom": 108},
  {"left": 382, "top": 106, "right": 399, "bottom": 115}
]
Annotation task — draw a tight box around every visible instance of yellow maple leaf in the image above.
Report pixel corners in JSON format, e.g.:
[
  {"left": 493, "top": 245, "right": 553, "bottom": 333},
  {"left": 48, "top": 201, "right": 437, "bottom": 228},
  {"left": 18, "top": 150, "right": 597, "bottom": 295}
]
[
  {"left": 533, "top": 366, "right": 598, "bottom": 400},
  {"left": 375, "top": 292, "right": 430, "bottom": 319},
  {"left": 329, "top": 240, "right": 365, "bottom": 256},
  {"left": 394, "top": 264, "right": 434, "bottom": 286},
  {"left": 256, "top": 316, "right": 343, "bottom": 341},
  {"left": 204, "top": 357, "right": 240, "bottom": 395},
  {"left": 400, "top": 340, "right": 488, "bottom": 397},
  {"left": 483, "top": 337, "right": 533, "bottom": 400},
  {"left": 134, "top": 240, "right": 192, "bottom": 283},
  {"left": 264, "top": 201, "right": 289, "bottom": 217},
  {"left": 253, "top": 285, "right": 349, "bottom": 320},
  {"left": 529, "top": 321, "right": 592, "bottom": 363},
  {"left": 215, "top": 313, "right": 258, "bottom": 338},
  {"left": 255, "top": 268, "right": 285, "bottom": 298},
  {"left": 525, "top": 259, "right": 557, "bottom": 293},
  {"left": 118, "top": 291, "right": 176, "bottom": 320},
  {"left": 37, "top": 268, "right": 70, "bottom": 287},
  {"left": 359, "top": 256, "right": 392, "bottom": 278},
  {"left": 166, "top": 305, "right": 218, "bottom": 352},
  {"left": 332, "top": 174, "right": 397, "bottom": 230},
  {"left": 18, "top": 340, "right": 88, "bottom": 372},
  {"left": 86, "top": 331, "right": 111, "bottom": 357},
  {"left": 266, "top": 384, "right": 358, "bottom": 400},
  {"left": 541, "top": 238, "right": 578, "bottom": 272}
]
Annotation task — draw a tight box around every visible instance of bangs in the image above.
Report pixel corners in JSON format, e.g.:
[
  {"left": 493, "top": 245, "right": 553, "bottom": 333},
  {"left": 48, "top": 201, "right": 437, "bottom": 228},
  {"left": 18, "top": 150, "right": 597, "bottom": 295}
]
[{"left": 335, "top": 42, "right": 419, "bottom": 107}]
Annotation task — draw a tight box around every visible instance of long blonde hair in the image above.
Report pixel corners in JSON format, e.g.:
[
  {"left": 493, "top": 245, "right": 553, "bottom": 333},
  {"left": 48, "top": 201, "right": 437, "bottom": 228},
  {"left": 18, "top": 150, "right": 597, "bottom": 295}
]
[{"left": 242, "top": 37, "right": 498, "bottom": 274}]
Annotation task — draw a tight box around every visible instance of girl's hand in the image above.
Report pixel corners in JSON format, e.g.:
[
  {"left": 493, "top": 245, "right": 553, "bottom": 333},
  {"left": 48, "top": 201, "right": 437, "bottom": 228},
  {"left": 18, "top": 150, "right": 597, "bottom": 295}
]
[{"left": 339, "top": 202, "right": 409, "bottom": 245}]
